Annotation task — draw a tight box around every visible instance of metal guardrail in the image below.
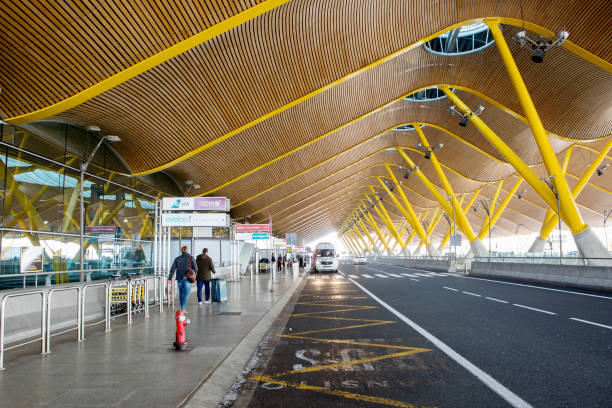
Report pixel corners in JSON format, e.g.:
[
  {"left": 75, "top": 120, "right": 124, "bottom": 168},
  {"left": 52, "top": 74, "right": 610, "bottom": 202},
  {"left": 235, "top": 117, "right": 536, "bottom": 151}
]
[
  {"left": 368, "top": 255, "right": 612, "bottom": 268},
  {"left": 0, "top": 266, "right": 155, "bottom": 290},
  {"left": 0, "top": 273, "right": 170, "bottom": 370}
]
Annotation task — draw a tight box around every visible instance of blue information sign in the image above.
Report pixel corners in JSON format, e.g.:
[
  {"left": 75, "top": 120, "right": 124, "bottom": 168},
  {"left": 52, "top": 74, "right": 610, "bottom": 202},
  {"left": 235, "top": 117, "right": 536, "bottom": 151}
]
[{"left": 252, "top": 232, "right": 270, "bottom": 240}]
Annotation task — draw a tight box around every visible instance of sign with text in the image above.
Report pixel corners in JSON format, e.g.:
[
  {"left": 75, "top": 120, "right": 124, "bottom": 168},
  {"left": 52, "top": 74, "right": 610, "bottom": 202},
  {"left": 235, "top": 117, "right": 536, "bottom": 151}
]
[
  {"left": 21, "top": 246, "right": 43, "bottom": 273},
  {"left": 162, "top": 213, "right": 229, "bottom": 227},
  {"left": 85, "top": 226, "right": 117, "bottom": 234},
  {"left": 450, "top": 234, "right": 462, "bottom": 247},
  {"left": 234, "top": 224, "right": 271, "bottom": 232},
  {"left": 162, "top": 197, "right": 229, "bottom": 211},
  {"left": 234, "top": 232, "right": 271, "bottom": 241},
  {"left": 252, "top": 232, "right": 270, "bottom": 240}
]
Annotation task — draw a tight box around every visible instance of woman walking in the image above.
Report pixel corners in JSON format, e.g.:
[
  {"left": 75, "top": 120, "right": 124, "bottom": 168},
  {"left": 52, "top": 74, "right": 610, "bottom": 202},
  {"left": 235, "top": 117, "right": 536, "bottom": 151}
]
[{"left": 168, "top": 246, "right": 197, "bottom": 311}]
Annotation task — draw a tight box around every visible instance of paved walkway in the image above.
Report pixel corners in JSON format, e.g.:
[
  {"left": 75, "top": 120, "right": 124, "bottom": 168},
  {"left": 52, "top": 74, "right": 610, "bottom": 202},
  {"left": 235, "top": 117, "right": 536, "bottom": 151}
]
[{"left": 0, "top": 270, "right": 303, "bottom": 408}]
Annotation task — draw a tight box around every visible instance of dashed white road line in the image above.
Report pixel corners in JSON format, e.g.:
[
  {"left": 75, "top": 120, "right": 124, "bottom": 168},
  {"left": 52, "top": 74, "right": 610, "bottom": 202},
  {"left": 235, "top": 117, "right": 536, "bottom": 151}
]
[
  {"left": 388, "top": 273, "right": 403, "bottom": 278},
  {"left": 374, "top": 274, "right": 389, "bottom": 278},
  {"left": 512, "top": 304, "right": 557, "bottom": 315},
  {"left": 414, "top": 273, "right": 433, "bottom": 278},
  {"left": 569, "top": 318, "right": 612, "bottom": 330},
  {"left": 464, "top": 276, "right": 612, "bottom": 300},
  {"left": 401, "top": 273, "right": 418, "bottom": 278},
  {"left": 348, "top": 274, "right": 359, "bottom": 279},
  {"left": 335, "top": 275, "right": 345, "bottom": 279},
  {"left": 338, "top": 270, "right": 345, "bottom": 275},
  {"left": 362, "top": 274, "right": 374, "bottom": 279},
  {"left": 348, "top": 278, "right": 533, "bottom": 408},
  {"left": 443, "top": 287, "right": 459, "bottom": 292},
  {"left": 462, "top": 291, "right": 482, "bottom": 297},
  {"left": 485, "top": 297, "right": 509, "bottom": 304}
]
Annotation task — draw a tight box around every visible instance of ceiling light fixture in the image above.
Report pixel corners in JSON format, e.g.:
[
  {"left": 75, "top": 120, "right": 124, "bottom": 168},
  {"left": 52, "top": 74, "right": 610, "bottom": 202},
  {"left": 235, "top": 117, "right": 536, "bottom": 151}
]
[
  {"left": 448, "top": 105, "right": 484, "bottom": 127},
  {"left": 514, "top": 30, "right": 569, "bottom": 63}
]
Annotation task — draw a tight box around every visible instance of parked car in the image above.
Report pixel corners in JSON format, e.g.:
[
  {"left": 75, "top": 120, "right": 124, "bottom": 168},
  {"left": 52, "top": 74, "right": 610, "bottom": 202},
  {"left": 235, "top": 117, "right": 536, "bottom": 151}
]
[
  {"left": 259, "top": 258, "right": 270, "bottom": 272},
  {"left": 353, "top": 256, "right": 367, "bottom": 265}
]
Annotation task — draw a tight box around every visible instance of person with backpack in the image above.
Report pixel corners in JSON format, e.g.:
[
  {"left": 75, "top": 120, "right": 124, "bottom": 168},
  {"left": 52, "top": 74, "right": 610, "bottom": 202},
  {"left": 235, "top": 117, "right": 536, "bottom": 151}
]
[
  {"left": 168, "top": 246, "right": 197, "bottom": 311},
  {"left": 196, "top": 248, "right": 216, "bottom": 304}
]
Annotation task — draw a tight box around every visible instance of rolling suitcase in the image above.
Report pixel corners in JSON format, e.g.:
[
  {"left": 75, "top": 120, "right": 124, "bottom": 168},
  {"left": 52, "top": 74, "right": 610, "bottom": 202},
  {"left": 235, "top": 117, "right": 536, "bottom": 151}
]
[{"left": 211, "top": 278, "right": 228, "bottom": 303}]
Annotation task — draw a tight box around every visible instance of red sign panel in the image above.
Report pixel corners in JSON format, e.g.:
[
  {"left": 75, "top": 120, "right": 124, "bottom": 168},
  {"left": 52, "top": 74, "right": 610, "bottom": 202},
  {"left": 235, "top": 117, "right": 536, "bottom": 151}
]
[{"left": 235, "top": 224, "right": 271, "bottom": 232}]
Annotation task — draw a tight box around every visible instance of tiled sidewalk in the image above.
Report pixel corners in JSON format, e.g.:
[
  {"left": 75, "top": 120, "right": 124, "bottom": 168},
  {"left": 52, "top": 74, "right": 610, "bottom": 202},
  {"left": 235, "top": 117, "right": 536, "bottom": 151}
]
[{"left": 0, "top": 271, "right": 303, "bottom": 407}]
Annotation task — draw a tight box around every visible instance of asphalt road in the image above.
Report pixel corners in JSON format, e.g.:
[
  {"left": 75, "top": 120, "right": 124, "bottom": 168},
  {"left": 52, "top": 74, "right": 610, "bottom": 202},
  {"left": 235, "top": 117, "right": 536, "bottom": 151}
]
[{"left": 239, "top": 262, "right": 612, "bottom": 407}]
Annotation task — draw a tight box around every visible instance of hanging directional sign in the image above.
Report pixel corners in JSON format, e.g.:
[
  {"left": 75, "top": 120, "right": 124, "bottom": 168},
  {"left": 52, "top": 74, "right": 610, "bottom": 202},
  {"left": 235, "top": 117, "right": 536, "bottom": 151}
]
[
  {"left": 235, "top": 224, "right": 271, "bottom": 232},
  {"left": 162, "top": 197, "right": 230, "bottom": 211},
  {"left": 252, "top": 232, "right": 270, "bottom": 240},
  {"left": 162, "top": 213, "right": 229, "bottom": 227}
]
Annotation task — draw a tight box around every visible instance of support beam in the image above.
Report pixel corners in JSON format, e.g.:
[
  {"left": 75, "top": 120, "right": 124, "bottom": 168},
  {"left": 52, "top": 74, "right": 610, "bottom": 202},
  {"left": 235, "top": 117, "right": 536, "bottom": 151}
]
[
  {"left": 365, "top": 190, "right": 410, "bottom": 256},
  {"left": 359, "top": 201, "right": 392, "bottom": 255},
  {"left": 478, "top": 178, "right": 524, "bottom": 240}
]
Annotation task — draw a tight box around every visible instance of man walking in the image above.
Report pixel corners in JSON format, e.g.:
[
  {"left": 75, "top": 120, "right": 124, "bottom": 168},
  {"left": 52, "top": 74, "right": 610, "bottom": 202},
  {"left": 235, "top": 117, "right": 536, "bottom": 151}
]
[
  {"left": 168, "top": 246, "right": 197, "bottom": 311},
  {"left": 196, "top": 248, "right": 216, "bottom": 304}
]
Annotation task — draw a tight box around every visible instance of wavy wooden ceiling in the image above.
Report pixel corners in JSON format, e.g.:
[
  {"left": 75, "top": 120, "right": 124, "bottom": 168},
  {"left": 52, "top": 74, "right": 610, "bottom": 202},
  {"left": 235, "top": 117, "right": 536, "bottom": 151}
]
[{"left": 1, "top": 0, "right": 611, "bottom": 243}]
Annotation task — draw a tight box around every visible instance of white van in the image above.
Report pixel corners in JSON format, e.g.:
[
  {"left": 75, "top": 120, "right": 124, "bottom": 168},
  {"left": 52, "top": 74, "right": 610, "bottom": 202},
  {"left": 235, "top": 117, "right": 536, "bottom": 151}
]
[{"left": 313, "top": 242, "right": 338, "bottom": 273}]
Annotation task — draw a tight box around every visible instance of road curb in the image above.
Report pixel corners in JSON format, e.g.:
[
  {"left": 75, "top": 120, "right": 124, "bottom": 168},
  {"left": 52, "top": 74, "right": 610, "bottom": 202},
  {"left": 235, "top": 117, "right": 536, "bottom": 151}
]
[{"left": 181, "top": 272, "right": 306, "bottom": 408}]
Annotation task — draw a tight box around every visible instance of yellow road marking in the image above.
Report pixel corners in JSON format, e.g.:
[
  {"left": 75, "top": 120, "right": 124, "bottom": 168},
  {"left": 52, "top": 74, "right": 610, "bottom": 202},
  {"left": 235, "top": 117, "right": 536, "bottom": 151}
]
[
  {"left": 291, "top": 306, "right": 378, "bottom": 316},
  {"left": 278, "top": 335, "right": 433, "bottom": 352},
  {"left": 249, "top": 376, "right": 432, "bottom": 408},
  {"left": 295, "top": 302, "right": 375, "bottom": 308},
  {"left": 290, "top": 321, "right": 395, "bottom": 336},
  {"left": 290, "top": 316, "right": 393, "bottom": 323}
]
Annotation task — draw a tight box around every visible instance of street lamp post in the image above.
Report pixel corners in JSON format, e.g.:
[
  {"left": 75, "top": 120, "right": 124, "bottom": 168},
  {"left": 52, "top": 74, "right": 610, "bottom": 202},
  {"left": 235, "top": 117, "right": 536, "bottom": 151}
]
[
  {"left": 604, "top": 210, "right": 611, "bottom": 251},
  {"left": 479, "top": 199, "right": 492, "bottom": 261},
  {"left": 541, "top": 175, "right": 561, "bottom": 263},
  {"left": 80, "top": 130, "right": 121, "bottom": 281}
]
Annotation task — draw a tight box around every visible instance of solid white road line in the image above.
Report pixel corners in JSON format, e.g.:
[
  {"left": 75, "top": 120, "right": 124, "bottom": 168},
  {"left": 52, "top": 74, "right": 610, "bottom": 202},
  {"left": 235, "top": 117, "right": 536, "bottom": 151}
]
[
  {"left": 410, "top": 279, "right": 419, "bottom": 282},
  {"left": 443, "top": 287, "right": 459, "bottom": 292},
  {"left": 388, "top": 273, "right": 403, "bottom": 278},
  {"left": 362, "top": 274, "right": 374, "bottom": 279},
  {"left": 348, "top": 274, "right": 359, "bottom": 279},
  {"left": 485, "top": 297, "right": 509, "bottom": 304},
  {"left": 338, "top": 270, "right": 345, "bottom": 275},
  {"left": 464, "top": 276, "right": 612, "bottom": 300},
  {"left": 462, "top": 291, "right": 482, "bottom": 297},
  {"left": 348, "top": 278, "right": 533, "bottom": 408},
  {"left": 401, "top": 273, "right": 418, "bottom": 278},
  {"left": 569, "top": 318, "right": 612, "bottom": 330},
  {"left": 512, "top": 304, "right": 557, "bottom": 315},
  {"left": 375, "top": 274, "right": 389, "bottom": 278}
]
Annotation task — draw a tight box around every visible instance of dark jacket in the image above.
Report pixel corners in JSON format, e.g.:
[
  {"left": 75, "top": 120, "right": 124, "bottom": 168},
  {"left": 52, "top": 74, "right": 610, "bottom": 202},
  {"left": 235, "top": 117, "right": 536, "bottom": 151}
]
[
  {"left": 196, "top": 253, "right": 216, "bottom": 281},
  {"left": 169, "top": 253, "right": 197, "bottom": 281}
]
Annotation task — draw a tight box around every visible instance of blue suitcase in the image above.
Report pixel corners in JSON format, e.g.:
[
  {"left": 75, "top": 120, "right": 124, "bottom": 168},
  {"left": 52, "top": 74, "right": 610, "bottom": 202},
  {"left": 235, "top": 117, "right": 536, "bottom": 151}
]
[{"left": 211, "top": 278, "right": 228, "bottom": 303}]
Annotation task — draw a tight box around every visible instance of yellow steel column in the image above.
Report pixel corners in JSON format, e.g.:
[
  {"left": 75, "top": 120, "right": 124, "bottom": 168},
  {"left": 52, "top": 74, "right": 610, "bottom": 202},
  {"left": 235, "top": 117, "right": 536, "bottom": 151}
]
[
  {"left": 479, "top": 180, "right": 505, "bottom": 238},
  {"left": 538, "top": 146, "right": 574, "bottom": 238},
  {"left": 377, "top": 176, "right": 436, "bottom": 255},
  {"left": 441, "top": 88, "right": 560, "bottom": 217},
  {"left": 366, "top": 189, "right": 410, "bottom": 255},
  {"left": 354, "top": 209, "right": 379, "bottom": 253},
  {"left": 478, "top": 178, "right": 524, "bottom": 240},
  {"left": 540, "top": 139, "right": 612, "bottom": 240},
  {"left": 439, "top": 196, "right": 465, "bottom": 248},
  {"left": 487, "top": 21, "right": 587, "bottom": 235},
  {"left": 350, "top": 226, "right": 369, "bottom": 254},
  {"left": 360, "top": 200, "right": 392, "bottom": 254},
  {"left": 413, "top": 126, "right": 480, "bottom": 244},
  {"left": 348, "top": 231, "right": 366, "bottom": 255}
]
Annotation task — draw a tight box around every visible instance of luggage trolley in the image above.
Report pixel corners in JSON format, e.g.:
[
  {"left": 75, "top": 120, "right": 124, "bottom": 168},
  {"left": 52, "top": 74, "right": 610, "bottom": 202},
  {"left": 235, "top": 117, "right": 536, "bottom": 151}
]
[{"left": 110, "top": 276, "right": 146, "bottom": 316}]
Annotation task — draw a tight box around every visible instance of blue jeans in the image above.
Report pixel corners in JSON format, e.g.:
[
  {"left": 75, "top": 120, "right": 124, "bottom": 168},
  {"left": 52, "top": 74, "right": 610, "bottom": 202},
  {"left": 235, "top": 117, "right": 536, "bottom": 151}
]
[
  {"left": 177, "top": 278, "right": 192, "bottom": 311},
  {"left": 197, "top": 280, "right": 210, "bottom": 302}
]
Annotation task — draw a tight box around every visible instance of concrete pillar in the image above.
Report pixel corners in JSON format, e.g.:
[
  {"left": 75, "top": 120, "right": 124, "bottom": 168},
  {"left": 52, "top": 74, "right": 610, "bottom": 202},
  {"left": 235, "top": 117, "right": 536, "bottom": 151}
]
[
  {"left": 528, "top": 237, "right": 546, "bottom": 253},
  {"left": 573, "top": 227, "right": 612, "bottom": 266},
  {"left": 470, "top": 239, "right": 488, "bottom": 258},
  {"left": 426, "top": 244, "right": 440, "bottom": 257},
  {"left": 401, "top": 247, "right": 411, "bottom": 257}
]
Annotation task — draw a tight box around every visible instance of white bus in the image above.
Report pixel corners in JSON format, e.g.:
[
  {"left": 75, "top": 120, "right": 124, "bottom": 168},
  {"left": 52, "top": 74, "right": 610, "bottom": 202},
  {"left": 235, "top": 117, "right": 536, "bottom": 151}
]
[{"left": 313, "top": 242, "right": 338, "bottom": 273}]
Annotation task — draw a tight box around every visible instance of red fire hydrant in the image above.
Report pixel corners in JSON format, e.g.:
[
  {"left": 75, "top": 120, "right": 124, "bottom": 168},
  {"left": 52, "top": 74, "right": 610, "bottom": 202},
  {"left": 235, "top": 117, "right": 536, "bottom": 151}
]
[{"left": 173, "top": 310, "right": 189, "bottom": 351}]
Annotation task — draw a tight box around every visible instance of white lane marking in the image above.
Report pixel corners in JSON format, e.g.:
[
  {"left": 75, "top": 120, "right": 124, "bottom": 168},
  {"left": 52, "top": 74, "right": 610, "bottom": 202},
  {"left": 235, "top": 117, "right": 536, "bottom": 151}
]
[
  {"left": 443, "top": 287, "right": 459, "bottom": 292},
  {"left": 401, "top": 273, "right": 418, "bottom": 278},
  {"left": 485, "top": 297, "right": 509, "bottom": 304},
  {"left": 388, "top": 273, "right": 403, "bottom": 278},
  {"left": 338, "top": 270, "right": 345, "bottom": 276},
  {"left": 348, "top": 278, "right": 533, "bottom": 408},
  {"left": 512, "top": 304, "right": 557, "bottom": 315},
  {"left": 348, "top": 274, "right": 359, "bottom": 279},
  {"left": 335, "top": 275, "right": 345, "bottom": 279},
  {"left": 307, "top": 276, "right": 315, "bottom": 280},
  {"left": 569, "top": 318, "right": 612, "bottom": 330},
  {"left": 414, "top": 273, "right": 433, "bottom": 278},
  {"left": 464, "top": 276, "right": 612, "bottom": 300},
  {"left": 362, "top": 274, "right": 374, "bottom": 279},
  {"left": 322, "top": 275, "right": 330, "bottom": 279},
  {"left": 410, "top": 279, "right": 419, "bottom": 282},
  {"left": 374, "top": 274, "right": 389, "bottom": 278},
  {"left": 462, "top": 291, "right": 482, "bottom": 297},
  {"left": 426, "top": 272, "right": 438, "bottom": 275}
]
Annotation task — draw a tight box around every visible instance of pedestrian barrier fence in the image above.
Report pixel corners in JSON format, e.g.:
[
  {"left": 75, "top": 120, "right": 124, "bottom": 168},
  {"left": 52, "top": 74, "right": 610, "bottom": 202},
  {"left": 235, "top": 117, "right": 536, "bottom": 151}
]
[{"left": 0, "top": 273, "right": 171, "bottom": 370}]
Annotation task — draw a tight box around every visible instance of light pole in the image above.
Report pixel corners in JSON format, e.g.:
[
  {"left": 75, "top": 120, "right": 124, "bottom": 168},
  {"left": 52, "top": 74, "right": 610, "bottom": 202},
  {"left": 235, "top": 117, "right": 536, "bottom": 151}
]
[
  {"left": 80, "top": 129, "right": 121, "bottom": 281},
  {"left": 479, "top": 199, "right": 492, "bottom": 261},
  {"left": 541, "top": 175, "right": 561, "bottom": 263},
  {"left": 604, "top": 210, "right": 611, "bottom": 251}
]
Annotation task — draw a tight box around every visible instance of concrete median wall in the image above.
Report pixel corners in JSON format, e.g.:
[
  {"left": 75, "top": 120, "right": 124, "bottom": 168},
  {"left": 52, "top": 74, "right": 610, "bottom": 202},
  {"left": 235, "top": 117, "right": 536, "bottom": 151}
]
[{"left": 470, "top": 262, "right": 612, "bottom": 292}]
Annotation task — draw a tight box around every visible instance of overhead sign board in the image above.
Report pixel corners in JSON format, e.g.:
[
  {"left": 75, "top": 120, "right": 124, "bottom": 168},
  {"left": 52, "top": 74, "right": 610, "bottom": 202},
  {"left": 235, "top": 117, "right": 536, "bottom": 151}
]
[
  {"left": 162, "top": 197, "right": 230, "bottom": 211},
  {"left": 450, "top": 234, "right": 462, "bottom": 247},
  {"left": 162, "top": 213, "right": 229, "bottom": 227},
  {"left": 252, "top": 232, "right": 270, "bottom": 240},
  {"left": 234, "top": 232, "right": 271, "bottom": 241},
  {"left": 235, "top": 224, "right": 271, "bottom": 232}
]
